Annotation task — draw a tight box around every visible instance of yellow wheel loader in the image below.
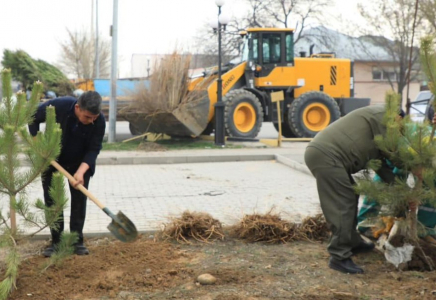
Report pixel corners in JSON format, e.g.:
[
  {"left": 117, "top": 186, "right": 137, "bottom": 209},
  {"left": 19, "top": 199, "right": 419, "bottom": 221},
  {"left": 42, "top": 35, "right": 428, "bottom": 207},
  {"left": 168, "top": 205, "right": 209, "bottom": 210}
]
[{"left": 125, "top": 28, "right": 370, "bottom": 138}]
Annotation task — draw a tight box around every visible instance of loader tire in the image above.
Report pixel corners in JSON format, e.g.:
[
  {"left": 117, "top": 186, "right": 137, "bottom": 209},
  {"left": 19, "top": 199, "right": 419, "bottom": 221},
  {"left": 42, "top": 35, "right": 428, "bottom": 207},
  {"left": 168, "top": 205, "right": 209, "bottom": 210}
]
[
  {"left": 288, "top": 91, "right": 340, "bottom": 138},
  {"left": 223, "top": 90, "right": 263, "bottom": 138},
  {"left": 273, "top": 112, "right": 297, "bottom": 138}
]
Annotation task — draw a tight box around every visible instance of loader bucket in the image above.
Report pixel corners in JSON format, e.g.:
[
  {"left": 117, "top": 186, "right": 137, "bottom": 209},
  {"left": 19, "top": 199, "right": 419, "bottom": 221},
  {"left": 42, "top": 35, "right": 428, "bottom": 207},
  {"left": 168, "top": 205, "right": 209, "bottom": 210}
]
[{"left": 121, "top": 94, "right": 210, "bottom": 137}]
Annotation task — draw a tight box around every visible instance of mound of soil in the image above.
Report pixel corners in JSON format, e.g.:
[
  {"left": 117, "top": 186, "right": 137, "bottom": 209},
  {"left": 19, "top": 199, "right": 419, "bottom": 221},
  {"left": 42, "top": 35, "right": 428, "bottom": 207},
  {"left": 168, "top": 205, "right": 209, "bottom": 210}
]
[{"left": 7, "top": 236, "right": 436, "bottom": 300}]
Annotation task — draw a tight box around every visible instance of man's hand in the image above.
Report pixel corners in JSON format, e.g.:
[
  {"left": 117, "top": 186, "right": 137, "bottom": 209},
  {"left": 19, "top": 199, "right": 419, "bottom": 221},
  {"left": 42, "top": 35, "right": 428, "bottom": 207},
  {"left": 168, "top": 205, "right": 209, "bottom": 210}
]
[
  {"left": 71, "top": 172, "right": 85, "bottom": 188},
  {"left": 70, "top": 163, "right": 90, "bottom": 189},
  {"left": 433, "top": 113, "right": 436, "bottom": 125}
]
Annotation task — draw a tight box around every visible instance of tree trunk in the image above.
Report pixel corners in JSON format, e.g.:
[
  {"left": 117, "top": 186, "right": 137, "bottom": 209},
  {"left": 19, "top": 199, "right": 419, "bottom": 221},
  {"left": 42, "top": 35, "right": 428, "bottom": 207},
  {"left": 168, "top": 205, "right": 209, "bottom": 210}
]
[
  {"left": 407, "top": 206, "right": 418, "bottom": 240},
  {"left": 10, "top": 194, "right": 17, "bottom": 236}
]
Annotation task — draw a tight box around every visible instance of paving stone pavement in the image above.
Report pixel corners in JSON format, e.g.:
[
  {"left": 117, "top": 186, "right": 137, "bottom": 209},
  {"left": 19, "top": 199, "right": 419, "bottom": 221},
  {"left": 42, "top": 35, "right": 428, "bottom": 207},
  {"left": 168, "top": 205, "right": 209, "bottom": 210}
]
[{"left": 18, "top": 145, "right": 321, "bottom": 240}]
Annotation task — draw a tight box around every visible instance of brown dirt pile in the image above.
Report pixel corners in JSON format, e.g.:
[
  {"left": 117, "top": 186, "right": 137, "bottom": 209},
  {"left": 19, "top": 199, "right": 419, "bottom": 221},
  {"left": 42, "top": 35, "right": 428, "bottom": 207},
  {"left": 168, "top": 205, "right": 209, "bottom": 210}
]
[
  {"left": 8, "top": 236, "right": 436, "bottom": 300},
  {"left": 8, "top": 237, "right": 194, "bottom": 300}
]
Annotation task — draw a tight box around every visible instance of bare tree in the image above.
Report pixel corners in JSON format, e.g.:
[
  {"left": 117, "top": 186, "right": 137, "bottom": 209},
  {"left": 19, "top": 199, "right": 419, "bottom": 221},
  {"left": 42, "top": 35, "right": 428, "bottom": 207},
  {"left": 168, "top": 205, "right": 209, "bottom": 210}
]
[
  {"left": 357, "top": 0, "right": 422, "bottom": 105},
  {"left": 57, "top": 28, "right": 110, "bottom": 79},
  {"left": 260, "top": 0, "right": 331, "bottom": 44},
  {"left": 243, "top": 0, "right": 274, "bottom": 28},
  {"left": 192, "top": 21, "right": 244, "bottom": 67},
  {"left": 192, "top": 0, "right": 331, "bottom": 64},
  {"left": 420, "top": 0, "right": 436, "bottom": 33}
]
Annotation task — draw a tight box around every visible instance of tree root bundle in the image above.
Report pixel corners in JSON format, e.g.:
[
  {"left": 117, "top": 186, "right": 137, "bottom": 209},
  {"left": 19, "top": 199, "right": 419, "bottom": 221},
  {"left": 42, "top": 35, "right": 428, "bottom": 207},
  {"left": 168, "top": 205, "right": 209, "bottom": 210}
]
[
  {"left": 159, "top": 210, "right": 330, "bottom": 245},
  {"left": 160, "top": 211, "right": 224, "bottom": 244},
  {"left": 298, "top": 214, "right": 330, "bottom": 241},
  {"left": 229, "top": 212, "right": 299, "bottom": 244},
  {"left": 230, "top": 212, "right": 329, "bottom": 244}
]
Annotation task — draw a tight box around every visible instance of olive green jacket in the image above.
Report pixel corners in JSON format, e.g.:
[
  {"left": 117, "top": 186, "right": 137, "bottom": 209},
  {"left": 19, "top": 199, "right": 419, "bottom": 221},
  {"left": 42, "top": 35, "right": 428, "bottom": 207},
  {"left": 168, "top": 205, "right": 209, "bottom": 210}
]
[{"left": 307, "top": 105, "right": 395, "bottom": 182}]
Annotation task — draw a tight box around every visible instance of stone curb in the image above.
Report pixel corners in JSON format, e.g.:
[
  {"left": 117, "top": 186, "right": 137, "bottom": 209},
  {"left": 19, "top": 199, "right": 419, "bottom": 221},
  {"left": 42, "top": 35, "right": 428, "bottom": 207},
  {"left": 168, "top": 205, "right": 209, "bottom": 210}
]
[
  {"left": 274, "top": 154, "right": 312, "bottom": 176},
  {"left": 96, "top": 154, "right": 276, "bottom": 165}
]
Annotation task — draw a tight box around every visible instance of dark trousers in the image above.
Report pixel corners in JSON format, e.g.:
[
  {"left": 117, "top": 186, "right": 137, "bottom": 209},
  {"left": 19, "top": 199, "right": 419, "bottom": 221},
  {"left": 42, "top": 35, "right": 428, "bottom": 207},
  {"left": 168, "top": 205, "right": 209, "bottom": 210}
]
[
  {"left": 42, "top": 165, "right": 90, "bottom": 245},
  {"left": 304, "top": 146, "right": 363, "bottom": 260}
]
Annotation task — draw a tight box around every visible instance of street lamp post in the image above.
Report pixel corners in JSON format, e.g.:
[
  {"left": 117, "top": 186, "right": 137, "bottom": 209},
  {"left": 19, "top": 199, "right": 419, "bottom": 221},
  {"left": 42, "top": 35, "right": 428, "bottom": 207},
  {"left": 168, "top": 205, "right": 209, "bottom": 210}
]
[
  {"left": 211, "top": 0, "right": 230, "bottom": 146},
  {"left": 146, "top": 56, "right": 151, "bottom": 78},
  {"left": 95, "top": 0, "right": 100, "bottom": 79}
]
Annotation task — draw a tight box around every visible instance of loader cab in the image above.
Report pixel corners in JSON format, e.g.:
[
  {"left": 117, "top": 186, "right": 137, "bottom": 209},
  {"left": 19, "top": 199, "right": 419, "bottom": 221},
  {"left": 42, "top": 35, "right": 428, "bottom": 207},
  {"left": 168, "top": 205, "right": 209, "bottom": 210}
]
[{"left": 241, "top": 28, "right": 295, "bottom": 78}]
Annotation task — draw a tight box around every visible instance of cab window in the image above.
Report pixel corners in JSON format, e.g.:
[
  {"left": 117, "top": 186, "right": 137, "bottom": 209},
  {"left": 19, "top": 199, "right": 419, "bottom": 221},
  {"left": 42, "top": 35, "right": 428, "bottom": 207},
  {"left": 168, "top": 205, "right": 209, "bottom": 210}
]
[
  {"left": 262, "top": 33, "right": 281, "bottom": 64},
  {"left": 251, "top": 33, "right": 259, "bottom": 63},
  {"left": 285, "top": 33, "right": 294, "bottom": 63}
]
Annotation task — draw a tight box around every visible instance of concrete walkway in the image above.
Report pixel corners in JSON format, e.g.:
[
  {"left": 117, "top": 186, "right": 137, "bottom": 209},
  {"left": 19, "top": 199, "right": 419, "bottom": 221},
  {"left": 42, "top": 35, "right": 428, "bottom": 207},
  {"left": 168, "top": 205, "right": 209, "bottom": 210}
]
[{"left": 21, "top": 142, "right": 320, "bottom": 240}]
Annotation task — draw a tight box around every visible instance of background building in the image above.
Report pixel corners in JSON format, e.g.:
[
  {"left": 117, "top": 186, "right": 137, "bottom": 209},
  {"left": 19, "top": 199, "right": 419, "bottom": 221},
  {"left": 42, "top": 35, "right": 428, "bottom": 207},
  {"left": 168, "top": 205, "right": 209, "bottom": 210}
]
[{"left": 295, "top": 26, "right": 422, "bottom": 107}]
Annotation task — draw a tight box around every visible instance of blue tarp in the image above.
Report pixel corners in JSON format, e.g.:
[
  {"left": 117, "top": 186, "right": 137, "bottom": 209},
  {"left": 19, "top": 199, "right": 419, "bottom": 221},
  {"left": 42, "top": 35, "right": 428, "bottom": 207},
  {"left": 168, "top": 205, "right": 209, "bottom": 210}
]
[{"left": 93, "top": 79, "right": 150, "bottom": 97}]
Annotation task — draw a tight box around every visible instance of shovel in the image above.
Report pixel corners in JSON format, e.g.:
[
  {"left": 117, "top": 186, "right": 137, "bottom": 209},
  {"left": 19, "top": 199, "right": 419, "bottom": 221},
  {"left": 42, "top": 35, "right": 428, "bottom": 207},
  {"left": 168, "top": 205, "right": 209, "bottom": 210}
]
[{"left": 50, "top": 161, "right": 138, "bottom": 243}]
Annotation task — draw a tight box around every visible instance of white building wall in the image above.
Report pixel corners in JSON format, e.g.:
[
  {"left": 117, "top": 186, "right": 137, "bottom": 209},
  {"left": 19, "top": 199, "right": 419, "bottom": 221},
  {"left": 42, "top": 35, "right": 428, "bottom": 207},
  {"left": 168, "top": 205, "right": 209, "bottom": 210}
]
[{"left": 131, "top": 54, "right": 166, "bottom": 78}]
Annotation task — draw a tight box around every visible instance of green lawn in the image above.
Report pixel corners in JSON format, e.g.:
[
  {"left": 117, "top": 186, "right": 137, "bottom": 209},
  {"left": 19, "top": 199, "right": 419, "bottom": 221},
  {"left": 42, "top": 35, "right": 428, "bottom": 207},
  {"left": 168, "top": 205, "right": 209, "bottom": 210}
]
[
  {"left": 102, "top": 138, "right": 247, "bottom": 151},
  {"left": 102, "top": 140, "right": 142, "bottom": 151}
]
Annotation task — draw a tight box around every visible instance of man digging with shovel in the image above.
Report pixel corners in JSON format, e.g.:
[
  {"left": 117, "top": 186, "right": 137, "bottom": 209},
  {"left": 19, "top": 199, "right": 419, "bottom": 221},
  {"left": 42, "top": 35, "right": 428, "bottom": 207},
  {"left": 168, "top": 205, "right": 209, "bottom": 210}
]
[{"left": 29, "top": 91, "right": 106, "bottom": 257}]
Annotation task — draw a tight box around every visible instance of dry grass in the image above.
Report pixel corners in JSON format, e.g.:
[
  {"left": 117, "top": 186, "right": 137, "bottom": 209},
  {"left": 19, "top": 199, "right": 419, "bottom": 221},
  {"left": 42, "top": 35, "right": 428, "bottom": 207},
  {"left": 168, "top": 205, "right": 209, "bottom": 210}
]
[
  {"left": 158, "top": 211, "right": 225, "bottom": 244},
  {"left": 121, "top": 51, "right": 212, "bottom": 115}
]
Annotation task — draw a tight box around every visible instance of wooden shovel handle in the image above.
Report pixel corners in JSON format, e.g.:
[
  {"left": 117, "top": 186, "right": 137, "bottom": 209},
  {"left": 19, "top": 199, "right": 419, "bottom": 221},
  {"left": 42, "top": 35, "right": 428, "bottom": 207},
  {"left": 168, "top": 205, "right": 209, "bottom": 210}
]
[{"left": 50, "top": 161, "right": 105, "bottom": 210}]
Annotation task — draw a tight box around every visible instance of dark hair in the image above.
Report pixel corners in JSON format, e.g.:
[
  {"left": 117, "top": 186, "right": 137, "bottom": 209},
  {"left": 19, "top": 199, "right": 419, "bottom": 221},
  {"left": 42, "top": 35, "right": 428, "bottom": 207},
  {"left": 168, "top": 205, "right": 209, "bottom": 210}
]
[
  {"left": 399, "top": 109, "right": 405, "bottom": 118},
  {"left": 78, "top": 91, "right": 102, "bottom": 115}
]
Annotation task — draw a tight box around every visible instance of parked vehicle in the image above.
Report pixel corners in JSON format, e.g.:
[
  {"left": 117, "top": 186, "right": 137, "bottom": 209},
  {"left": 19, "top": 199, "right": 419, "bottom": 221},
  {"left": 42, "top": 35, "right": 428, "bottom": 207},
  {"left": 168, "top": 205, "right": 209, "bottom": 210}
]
[{"left": 409, "top": 91, "right": 433, "bottom": 122}]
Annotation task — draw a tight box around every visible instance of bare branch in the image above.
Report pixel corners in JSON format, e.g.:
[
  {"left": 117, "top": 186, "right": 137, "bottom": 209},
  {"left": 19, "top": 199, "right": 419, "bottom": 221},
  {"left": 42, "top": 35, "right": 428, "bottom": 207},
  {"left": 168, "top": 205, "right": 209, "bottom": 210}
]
[
  {"left": 191, "top": 0, "right": 331, "bottom": 59},
  {"left": 354, "top": 0, "right": 423, "bottom": 100},
  {"left": 57, "top": 28, "right": 111, "bottom": 79}
]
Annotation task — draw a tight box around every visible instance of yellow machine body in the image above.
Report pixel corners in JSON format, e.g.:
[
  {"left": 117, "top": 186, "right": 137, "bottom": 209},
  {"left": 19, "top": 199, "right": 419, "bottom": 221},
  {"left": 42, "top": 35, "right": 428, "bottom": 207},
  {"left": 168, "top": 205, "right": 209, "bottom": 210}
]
[{"left": 254, "top": 58, "right": 352, "bottom": 99}]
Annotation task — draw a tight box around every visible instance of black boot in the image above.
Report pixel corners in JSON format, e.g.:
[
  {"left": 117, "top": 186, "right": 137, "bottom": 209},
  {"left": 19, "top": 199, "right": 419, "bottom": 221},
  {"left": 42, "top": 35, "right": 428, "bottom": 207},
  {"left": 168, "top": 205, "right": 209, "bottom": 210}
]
[
  {"left": 328, "top": 257, "right": 364, "bottom": 274},
  {"left": 74, "top": 243, "right": 89, "bottom": 255},
  {"left": 352, "top": 240, "right": 375, "bottom": 255},
  {"left": 43, "top": 243, "right": 58, "bottom": 258}
]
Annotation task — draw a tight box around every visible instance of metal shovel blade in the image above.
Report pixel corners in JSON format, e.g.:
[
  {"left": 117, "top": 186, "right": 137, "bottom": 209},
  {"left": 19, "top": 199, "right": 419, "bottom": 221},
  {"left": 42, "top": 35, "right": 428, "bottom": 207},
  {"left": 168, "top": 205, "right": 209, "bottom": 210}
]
[
  {"left": 107, "top": 211, "right": 139, "bottom": 243},
  {"left": 48, "top": 161, "right": 139, "bottom": 243}
]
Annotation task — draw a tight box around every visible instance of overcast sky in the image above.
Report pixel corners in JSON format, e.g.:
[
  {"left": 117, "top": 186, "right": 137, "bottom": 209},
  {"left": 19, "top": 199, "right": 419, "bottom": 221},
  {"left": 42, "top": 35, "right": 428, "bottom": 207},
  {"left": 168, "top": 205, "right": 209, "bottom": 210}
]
[{"left": 0, "top": 0, "right": 360, "bottom": 78}]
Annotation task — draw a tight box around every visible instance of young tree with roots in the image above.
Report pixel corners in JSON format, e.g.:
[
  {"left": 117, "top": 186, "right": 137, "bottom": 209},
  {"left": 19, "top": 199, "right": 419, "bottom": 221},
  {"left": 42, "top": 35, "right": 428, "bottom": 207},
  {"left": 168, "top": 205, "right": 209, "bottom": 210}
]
[
  {"left": 355, "top": 88, "right": 436, "bottom": 270},
  {"left": 0, "top": 69, "right": 70, "bottom": 299}
]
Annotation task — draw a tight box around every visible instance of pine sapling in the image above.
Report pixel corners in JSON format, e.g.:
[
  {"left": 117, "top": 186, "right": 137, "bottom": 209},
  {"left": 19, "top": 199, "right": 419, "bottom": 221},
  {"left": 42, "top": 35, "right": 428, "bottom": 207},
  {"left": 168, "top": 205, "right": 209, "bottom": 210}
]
[
  {"left": 356, "top": 91, "right": 436, "bottom": 270},
  {"left": 0, "top": 69, "right": 71, "bottom": 299}
]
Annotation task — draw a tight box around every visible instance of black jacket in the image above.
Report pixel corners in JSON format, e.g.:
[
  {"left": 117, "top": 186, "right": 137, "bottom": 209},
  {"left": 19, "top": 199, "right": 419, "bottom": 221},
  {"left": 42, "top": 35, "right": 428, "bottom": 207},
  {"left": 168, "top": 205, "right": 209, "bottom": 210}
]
[{"left": 29, "top": 97, "right": 106, "bottom": 175}]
